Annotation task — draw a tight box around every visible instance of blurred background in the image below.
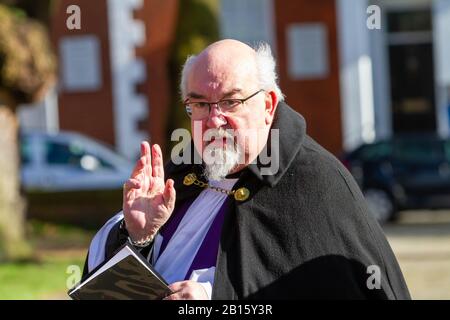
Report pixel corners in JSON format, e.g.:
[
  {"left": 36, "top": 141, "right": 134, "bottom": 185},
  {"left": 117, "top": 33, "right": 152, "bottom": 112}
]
[{"left": 0, "top": 0, "right": 449, "bottom": 299}]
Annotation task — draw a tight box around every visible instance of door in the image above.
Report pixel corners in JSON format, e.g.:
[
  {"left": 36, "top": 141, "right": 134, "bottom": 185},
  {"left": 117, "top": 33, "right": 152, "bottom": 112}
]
[{"left": 387, "top": 8, "right": 437, "bottom": 133}]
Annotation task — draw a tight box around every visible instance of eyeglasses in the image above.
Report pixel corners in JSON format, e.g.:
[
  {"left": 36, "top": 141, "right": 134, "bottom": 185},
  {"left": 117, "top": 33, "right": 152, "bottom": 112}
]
[{"left": 184, "top": 89, "right": 265, "bottom": 119}]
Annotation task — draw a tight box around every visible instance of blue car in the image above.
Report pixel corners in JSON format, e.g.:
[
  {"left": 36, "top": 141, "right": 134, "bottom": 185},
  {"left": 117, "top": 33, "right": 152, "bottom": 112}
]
[
  {"left": 20, "top": 131, "right": 134, "bottom": 227},
  {"left": 341, "top": 135, "right": 450, "bottom": 223}
]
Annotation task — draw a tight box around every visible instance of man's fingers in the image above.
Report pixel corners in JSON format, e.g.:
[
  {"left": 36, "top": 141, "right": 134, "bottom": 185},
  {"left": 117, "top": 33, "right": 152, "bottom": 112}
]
[
  {"left": 168, "top": 281, "right": 185, "bottom": 292},
  {"left": 142, "top": 141, "right": 152, "bottom": 178},
  {"left": 163, "top": 281, "right": 200, "bottom": 300},
  {"left": 163, "top": 179, "right": 176, "bottom": 212},
  {"left": 122, "top": 178, "right": 141, "bottom": 202},
  {"left": 162, "top": 292, "right": 191, "bottom": 300},
  {"left": 163, "top": 281, "right": 187, "bottom": 300},
  {"left": 138, "top": 141, "right": 152, "bottom": 193},
  {"left": 163, "top": 293, "right": 182, "bottom": 300},
  {"left": 130, "top": 156, "right": 145, "bottom": 179},
  {"left": 141, "top": 141, "right": 150, "bottom": 159},
  {"left": 152, "top": 144, "right": 164, "bottom": 179}
]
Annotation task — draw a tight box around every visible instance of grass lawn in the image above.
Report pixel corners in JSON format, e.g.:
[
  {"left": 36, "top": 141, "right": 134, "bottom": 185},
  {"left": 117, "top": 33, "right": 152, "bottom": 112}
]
[
  {"left": 0, "top": 220, "right": 94, "bottom": 300},
  {"left": 0, "top": 255, "right": 85, "bottom": 299}
]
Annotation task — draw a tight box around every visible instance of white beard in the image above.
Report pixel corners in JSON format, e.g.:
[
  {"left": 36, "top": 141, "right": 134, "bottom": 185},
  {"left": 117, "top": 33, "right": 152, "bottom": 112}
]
[{"left": 203, "top": 144, "right": 241, "bottom": 181}]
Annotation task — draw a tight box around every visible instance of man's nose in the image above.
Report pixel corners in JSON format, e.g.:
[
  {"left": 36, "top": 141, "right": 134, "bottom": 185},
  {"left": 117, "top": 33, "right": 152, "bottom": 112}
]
[{"left": 206, "top": 104, "right": 227, "bottom": 128}]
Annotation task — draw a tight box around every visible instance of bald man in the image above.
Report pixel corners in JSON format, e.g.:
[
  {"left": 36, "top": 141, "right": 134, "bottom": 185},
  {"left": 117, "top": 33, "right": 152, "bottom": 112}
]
[{"left": 82, "top": 39, "right": 410, "bottom": 300}]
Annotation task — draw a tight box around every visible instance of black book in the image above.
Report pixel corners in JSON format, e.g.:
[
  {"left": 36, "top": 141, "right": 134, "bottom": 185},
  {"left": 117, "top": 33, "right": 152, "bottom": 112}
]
[{"left": 68, "top": 243, "right": 172, "bottom": 300}]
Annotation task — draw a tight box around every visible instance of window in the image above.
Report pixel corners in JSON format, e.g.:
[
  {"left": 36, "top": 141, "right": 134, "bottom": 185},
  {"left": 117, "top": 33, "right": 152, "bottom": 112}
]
[
  {"left": 220, "top": 0, "right": 275, "bottom": 48},
  {"left": 20, "top": 136, "right": 32, "bottom": 165},
  {"left": 60, "top": 35, "right": 102, "bottom": 92},
  {"left": 394, "top": 140, "right": 444, "bottom": 163},
  {"left": 45, "top": 141, "right": 113, "bottom": 170},
  {"left": 444, "top": 140, "right": 450, "bottom": 161},
  {"left": 358, "top": 142, "right": 392, "bottom": 161},
  {"left": 387, "top": 10, "right": 432, "bottom": 33}
]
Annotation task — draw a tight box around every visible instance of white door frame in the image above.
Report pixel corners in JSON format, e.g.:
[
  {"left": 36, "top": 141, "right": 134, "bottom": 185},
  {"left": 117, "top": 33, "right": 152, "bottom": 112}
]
[
  {"left": 433, "top": 0, "right": 450, "bottom": 138},
  {"left": 371, "top": 0, "right": 448, "bottom": 137}
]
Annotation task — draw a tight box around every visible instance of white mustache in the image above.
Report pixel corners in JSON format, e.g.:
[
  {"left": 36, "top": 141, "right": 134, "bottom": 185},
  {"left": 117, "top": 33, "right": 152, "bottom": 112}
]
[{"left": 204, "top": 128, "right": 234, "bottom": 144}]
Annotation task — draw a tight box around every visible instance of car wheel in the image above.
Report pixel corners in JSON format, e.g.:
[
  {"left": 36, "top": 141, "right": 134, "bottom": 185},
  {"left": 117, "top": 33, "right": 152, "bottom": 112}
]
[{"left": 363, "top": 189, "right": 394, "bottom": 223}]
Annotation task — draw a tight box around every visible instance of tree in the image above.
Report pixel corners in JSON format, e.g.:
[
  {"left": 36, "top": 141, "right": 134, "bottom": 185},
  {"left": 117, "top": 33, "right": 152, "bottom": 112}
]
[
  {"left": 166, "top": 0, "right": 219, "bottom": 152},
  {"left": 0, "top": 4, "right": 56, "bottom": 261}
]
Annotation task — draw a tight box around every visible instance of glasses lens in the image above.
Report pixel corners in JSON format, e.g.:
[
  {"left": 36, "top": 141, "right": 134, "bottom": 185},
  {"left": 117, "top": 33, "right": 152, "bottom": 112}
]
[
  {"left": 186, "top": 102, "right": 210, "bottom": 119},
  {"left": 218, "top": 100, "right": 241, "bottom": 111},
  {"left": 185, "top": 105, "right": 193, "bottom": 117}
]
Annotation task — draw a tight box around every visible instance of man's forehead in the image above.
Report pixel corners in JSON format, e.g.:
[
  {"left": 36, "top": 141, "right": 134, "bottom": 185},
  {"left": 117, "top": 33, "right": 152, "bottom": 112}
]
[
  {"left": 187, "top": 60, "right": 257, "bottom": 98},
  {"left": 192, "top": 47, "right": 256, "bottom": 77},
  {"left": 187, "top": 88, "right": 243, "bottom": 99}
]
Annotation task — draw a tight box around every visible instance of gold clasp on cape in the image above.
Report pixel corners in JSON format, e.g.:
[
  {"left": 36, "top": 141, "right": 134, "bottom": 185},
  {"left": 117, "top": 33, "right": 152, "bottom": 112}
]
[
  {"left": 183, "top": 173, "right": 196, "bottom": 186},
  {"left": 183, "top": 173, "right": 250, "bottom": 202},
  {"left": 233, "top": 187, "right": 250, "bottom": 202}
]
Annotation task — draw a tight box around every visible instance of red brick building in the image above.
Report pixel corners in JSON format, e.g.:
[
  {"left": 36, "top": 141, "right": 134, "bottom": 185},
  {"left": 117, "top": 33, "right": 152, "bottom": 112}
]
[
  {"left": 50, "top": 0, "right": 178, "bottom": 159},
  {"left": 220, "top": 0, "right": 450, "bottom": 154},
  {"left": 20, "top": 0, "right": 450, "bottom": 158}
]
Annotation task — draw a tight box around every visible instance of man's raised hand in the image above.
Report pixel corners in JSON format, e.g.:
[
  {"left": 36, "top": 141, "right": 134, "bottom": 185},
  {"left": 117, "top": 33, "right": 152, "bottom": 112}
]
[{"left": 122, "top": 142, "right": 176, "bottom": 242}]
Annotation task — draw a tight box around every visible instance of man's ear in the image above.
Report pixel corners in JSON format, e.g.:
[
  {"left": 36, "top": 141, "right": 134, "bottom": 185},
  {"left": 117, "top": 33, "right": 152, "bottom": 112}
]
[{"left": 265, "top": 90, "right": 278, "bottom": 125}]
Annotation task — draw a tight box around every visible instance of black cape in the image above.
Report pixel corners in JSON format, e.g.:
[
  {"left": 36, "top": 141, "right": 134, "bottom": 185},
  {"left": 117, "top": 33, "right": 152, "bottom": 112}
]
[{"left": 92, "top": 102, "right": 411, "bottom": 300}]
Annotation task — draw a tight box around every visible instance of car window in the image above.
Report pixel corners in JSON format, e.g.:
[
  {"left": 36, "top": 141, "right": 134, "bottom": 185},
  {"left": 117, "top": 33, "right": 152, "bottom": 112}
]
[
  {"left": 358, "top": 142, "right": 392, "bottom": 161},
  {"left": 45, "top": 141, "right": 114, "bottom": 170},
  {"left": 394, "top": 140, "right": 444, "bottom": 163},
  {"left": 20, "top": 136, "right": 32, "bottom": 165},
  {"left": 444, "top": 140, "right": 450, "bottom": 161}
]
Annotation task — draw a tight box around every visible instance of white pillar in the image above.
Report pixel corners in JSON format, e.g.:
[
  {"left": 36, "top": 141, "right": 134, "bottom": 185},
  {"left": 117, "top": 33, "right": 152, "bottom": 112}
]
[
  {"left": 337, "top": 0, "right": 376, "bottom": 151},
  {"left": 107, "top": 0, "right": 148, "bottom": 159},
  {"left": 433, "top": 0, "right": 450, "bottom": 137},
  {"left": 45, "top": 86, "right": 59, "bottom": 134},
  {"left": 369, "top": 5, "right": 392, "bottom": 141}
]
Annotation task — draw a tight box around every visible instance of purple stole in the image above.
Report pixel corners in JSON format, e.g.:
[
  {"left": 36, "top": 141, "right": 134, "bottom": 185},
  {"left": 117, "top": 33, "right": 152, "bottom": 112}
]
[{"left": 156, "top": 196, "right": 232, "bottom": 280}]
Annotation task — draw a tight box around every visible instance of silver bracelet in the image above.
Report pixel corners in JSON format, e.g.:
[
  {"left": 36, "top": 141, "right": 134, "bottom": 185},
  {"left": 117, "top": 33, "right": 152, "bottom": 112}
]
[
  {"left": 127, "top": 234, "right": 155, "bottom": 248},
  {"left": 121, "top": 219, "right": 156, "bottom": 248}
]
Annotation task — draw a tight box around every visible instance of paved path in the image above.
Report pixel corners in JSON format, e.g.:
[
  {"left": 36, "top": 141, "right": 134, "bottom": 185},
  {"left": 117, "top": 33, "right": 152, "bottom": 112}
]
[{"left": 384, "top": 210, "right": 450, "bottom": 299}]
